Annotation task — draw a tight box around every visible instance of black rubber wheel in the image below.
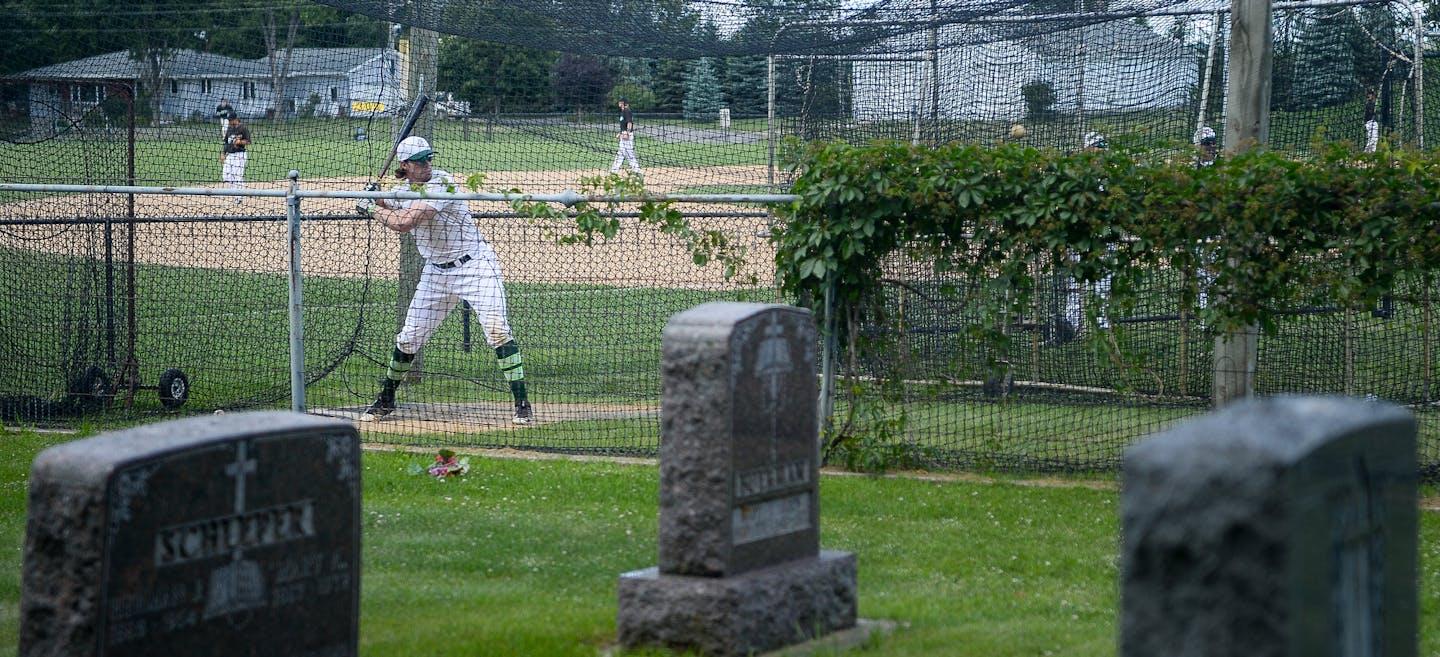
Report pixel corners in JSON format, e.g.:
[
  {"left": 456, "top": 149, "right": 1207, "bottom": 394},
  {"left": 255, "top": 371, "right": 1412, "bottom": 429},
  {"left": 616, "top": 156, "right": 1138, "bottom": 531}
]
[
  {"left": 67, "top": 366, "right": 112, "bottom": 412},
  {"left": 158, "top": 368, "right": 190, "bottom": 409}
]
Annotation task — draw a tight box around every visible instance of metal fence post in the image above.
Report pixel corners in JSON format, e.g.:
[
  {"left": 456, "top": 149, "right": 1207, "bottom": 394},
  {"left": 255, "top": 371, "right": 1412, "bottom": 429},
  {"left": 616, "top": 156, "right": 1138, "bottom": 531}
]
[
  {"left": 818, "top": 277, "right": 837, "bottom": 454},
  {"left": 286, "top": 170, "right": 306, "bottom": 412}
]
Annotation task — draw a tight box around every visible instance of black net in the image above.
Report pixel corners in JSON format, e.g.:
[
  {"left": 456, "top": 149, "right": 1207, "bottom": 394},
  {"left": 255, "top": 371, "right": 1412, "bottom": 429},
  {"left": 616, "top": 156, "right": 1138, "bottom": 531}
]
[
  {"left": 2, "top": 0, "right": 1436, "bottom": 480},
  {"left": 843, "top": 251, "right": 1440, "bottom": 476}
]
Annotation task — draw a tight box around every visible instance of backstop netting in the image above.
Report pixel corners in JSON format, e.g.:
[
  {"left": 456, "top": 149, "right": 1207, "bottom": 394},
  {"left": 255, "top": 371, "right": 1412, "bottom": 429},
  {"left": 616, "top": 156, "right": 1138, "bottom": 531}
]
[{"left": 2, "top": 0, "right": 1437, "bottom": 478}]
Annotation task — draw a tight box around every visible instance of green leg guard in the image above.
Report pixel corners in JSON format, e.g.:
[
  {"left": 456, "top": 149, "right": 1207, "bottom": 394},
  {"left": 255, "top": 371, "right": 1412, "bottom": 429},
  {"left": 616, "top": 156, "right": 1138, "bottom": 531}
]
[{"left": 495, "top": 340, "right": 528, "bottom": 403}]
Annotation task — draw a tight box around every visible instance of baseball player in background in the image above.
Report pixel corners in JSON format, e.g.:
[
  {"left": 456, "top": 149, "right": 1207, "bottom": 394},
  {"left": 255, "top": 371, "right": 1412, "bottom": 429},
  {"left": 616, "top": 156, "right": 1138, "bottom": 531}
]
[
  {"left": 356, "top": 136, "right": 534, "bottom": 425},
  {"left": 1364, "top": 92, "right": 1379, "bottom": 153},
  {"left": 1058, "top": 132, "right": 1112, "bottom": 341},
  {"left": 220, "top": 114, "right": 250, "bottom": 205},
  {"left": 610, "top": 97, "right": 641, "bottom": 175},
  {"left": 215, "top": 98, "right": 235, "bottom": 139}
]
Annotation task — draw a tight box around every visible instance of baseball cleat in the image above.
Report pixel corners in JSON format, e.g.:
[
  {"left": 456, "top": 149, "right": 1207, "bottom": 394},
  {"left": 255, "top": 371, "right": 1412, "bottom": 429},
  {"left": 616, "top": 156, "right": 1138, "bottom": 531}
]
[
  {"left": 361, "top": 398, "right": 395, "bottom": 422},
  {"left": 513, "top": 401, "right": 533, "bottom": 425}
]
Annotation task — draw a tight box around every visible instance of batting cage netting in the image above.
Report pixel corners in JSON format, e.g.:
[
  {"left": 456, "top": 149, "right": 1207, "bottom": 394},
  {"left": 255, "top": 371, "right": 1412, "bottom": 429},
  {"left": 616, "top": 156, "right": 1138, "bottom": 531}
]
[{"left": 2, "top": 0, "right": 1438, "bottom": 479}]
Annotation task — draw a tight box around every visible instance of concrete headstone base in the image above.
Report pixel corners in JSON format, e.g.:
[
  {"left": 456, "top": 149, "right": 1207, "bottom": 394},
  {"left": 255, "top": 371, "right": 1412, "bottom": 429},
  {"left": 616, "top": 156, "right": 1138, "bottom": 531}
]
[{"left": 618, "top": 550, "right": 857, "bottom": 657}]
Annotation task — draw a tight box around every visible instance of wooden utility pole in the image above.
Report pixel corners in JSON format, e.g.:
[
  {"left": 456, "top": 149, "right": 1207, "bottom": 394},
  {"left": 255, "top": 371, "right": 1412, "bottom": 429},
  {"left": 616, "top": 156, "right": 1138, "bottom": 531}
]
[
  {"left": 396, "top": 28, "right": 440, "bottom": 380},
  {"left": 1213, "top": 0, "right": 1272, "bottom": 406}
]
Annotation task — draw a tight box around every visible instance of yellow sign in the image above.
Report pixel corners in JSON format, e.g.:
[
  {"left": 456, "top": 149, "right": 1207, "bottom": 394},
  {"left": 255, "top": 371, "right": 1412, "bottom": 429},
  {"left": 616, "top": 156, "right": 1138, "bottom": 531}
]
[{"left": 351, "top": 101, "right": 385, "bottom": 113}]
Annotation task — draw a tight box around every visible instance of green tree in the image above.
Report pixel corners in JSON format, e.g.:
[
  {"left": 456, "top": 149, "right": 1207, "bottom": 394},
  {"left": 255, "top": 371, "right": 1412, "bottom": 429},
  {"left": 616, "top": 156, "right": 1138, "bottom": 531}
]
[
  {"left": 724, "top": 56, "right": 768, "bottom": 117},
  {"left": 726, "top": 0, "right": 843, "bottom": 115},
  {"left": 2, "top": 0, "right": 114, "bottom": 75},
  {"left": 439, "top": 37, "right": 557, "bottom": 113},
  {"left": 553, "top": 53, "right": 612, "bottom": 111},
  {"left": 114, "top": 1, "right": 211, "bottom": 125},
  {"left": 652, "top": 58, "right": 689, "bottom": 112},
  {"left": 683, "top": 57, "right": 724, "bottom": 120}
]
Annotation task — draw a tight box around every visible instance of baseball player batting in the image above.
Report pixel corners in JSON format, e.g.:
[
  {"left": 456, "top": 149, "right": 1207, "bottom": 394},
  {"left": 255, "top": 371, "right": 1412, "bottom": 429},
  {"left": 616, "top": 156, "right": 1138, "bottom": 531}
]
[{"left": 356, "top": 136, "right": 533, "bottom": 424}]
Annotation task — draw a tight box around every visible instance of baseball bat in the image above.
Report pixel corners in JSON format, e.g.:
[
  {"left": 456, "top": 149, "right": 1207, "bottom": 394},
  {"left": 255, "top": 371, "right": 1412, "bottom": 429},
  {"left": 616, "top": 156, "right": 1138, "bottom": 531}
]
[{"left": 372, "top": 94, "right": 431, "bottom": 183}]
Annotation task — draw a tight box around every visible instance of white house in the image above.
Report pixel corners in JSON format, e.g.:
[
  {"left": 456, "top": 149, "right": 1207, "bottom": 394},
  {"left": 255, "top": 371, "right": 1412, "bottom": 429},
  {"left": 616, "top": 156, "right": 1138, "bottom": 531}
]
[
  {"left": 852, "top": 19, "right": 1198, "bottom": 122},
  {"left": 11, "top": 47, "right": 408, "bottom": 131}
]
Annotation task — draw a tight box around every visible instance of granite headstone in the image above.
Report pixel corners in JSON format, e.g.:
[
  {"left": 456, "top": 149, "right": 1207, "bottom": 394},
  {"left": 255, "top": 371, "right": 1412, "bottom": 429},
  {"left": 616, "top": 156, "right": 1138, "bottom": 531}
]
[
  {"left": 618, "top": 302, "right": 857, "bottom": 656},
  {"left": 20, "top": 411, "right": 361, "bottom": 657},
  {"left": 1120, "top": 396, "right": 1417, "bottom": 657}
]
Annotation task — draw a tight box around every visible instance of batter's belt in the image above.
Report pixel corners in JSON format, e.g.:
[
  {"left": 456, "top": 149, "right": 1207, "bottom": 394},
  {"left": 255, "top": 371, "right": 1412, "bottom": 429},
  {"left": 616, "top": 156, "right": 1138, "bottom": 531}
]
[{"left": 432, "top": 254, "right": 473, "bottom": 270}]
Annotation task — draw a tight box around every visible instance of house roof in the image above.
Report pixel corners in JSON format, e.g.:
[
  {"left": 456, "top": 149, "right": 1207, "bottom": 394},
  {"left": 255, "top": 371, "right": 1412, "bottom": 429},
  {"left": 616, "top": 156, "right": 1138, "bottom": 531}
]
[
  {"left": 10, "top": 48, "right": 389, "bottom": 81},
  {"left": 269, "top": 48, "right": 386, "bottom": 76}
]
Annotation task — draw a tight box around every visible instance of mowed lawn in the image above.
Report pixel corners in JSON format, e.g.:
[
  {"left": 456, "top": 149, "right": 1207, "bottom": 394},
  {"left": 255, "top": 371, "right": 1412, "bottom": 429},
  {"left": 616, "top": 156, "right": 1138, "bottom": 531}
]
[{"left": 0, "top": 430, "right": 1437, "bottom": 657}]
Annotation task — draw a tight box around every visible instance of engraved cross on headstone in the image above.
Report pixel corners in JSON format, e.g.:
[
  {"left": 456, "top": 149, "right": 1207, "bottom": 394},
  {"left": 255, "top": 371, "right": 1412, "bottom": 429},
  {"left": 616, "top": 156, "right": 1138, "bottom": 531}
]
[
  {"left": 1333, "top": 456, "right": 1382, "bottom": 657},
  {"left": 225, "top": 441, "right": 257, "bottom": 517},
  {"left": 208, "top": 439, "right": 266, "bottom": 620}
]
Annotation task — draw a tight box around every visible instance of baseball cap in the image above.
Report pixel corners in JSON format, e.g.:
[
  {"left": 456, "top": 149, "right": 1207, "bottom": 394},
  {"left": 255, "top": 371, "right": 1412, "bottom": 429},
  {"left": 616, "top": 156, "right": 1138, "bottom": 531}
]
[
  {"left": 396, "top": 135, "right": 434, "bottom": 162},
  {"left": 1084, "top": 132, "right": 1107, "bottom": 149},
  {"left": 1195, "top": 126, "right": 1217, "bottom": 145}
]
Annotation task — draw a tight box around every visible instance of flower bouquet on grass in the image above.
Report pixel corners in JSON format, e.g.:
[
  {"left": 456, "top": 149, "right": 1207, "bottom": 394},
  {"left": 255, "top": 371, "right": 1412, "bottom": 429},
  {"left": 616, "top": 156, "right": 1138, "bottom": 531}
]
[{"left": 426, "top": 449, "right": 469, "bottom": 478}]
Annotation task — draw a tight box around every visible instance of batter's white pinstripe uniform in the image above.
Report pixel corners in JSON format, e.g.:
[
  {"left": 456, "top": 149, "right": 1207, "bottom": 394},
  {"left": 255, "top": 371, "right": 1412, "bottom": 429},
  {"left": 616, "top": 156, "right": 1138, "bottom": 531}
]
[
  {"left": 361, "top": 136, "right": 531, "bottom": 424},
  {"left": 390, "top": 170, "right": 514, "bottom": 353}
]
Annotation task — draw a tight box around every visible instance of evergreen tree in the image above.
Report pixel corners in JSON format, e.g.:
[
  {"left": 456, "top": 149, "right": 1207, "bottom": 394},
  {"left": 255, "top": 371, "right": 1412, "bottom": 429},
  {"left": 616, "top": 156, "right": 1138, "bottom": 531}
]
[
  {"left": 724, "top": 56, "right": 768, "bottom": 118},
  {"left": 683, "top": 57, "right": 724, "bottom": 121},
  {"left": 652, "top": 58, "right": 689, "bottom": 112}
]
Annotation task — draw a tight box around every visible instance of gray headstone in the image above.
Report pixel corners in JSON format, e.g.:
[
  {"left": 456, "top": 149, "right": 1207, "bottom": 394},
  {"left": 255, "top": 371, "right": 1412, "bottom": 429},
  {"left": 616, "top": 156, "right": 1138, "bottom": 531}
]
[
  {"left": 20, "top": 411, "right": 362, "bottom": 657},
  {"left": 658, "top": 301, "right": 820, "bottom": 577},
  {"left": 1120, "top": 396, "right": 1417, "bottom": 657},
  {"left": 619, "top": 302, "right": 857, "bottom": 656}
]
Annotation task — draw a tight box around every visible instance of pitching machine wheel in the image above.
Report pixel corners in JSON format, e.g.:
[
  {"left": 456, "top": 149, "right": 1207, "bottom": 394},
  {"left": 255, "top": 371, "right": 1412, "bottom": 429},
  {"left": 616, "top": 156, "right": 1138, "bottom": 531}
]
[
  {"left": 67, "top": 366, "right": 113, "bottom": 412},
  {"left": 157, "top": 368, "right": 191, "bottom": 409}
]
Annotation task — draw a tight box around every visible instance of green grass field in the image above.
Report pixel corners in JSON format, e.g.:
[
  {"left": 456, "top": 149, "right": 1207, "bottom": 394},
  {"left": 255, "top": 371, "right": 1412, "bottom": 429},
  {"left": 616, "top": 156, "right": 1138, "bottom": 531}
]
[
  {"left": 0, "top": 431, "right": 1436, "bottom": 657},
  {"left": 0, "top": 115, "right": 771, "bottom": 198}
]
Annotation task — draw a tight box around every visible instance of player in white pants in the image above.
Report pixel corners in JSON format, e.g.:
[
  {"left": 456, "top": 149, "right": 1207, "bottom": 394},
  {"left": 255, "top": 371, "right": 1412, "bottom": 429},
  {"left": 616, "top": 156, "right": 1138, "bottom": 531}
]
[
  {"left": 221, "top": 115, "right": 249, "bottom": 205},
  {"left": 610, "top": 97, "right": 641, "bottom": 175},
  {"left": 1364, "top": 92, "right": 1379, "bottom": 154},
  {"left": 357, "top": 136, "right": 533, "bottom": 424}
]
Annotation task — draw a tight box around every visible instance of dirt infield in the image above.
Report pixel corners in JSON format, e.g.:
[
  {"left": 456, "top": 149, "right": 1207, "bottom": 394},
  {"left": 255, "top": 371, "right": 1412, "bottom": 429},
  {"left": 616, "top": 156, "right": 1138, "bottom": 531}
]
[{"left": 0, "top": 165, "right": 779, "bottom": 288}]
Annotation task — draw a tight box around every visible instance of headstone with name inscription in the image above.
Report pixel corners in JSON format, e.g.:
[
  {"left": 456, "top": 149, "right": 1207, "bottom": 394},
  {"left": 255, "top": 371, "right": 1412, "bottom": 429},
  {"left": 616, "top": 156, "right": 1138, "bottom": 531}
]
[
  {"left": 617, "top": 302, "right": 857, "bottom": 657},
  {"left": 1120, "top": 396, "right": 1417, "bottom": 657},
  {"left": 20, "top": 411, "right": 361, "bottom": 657}
]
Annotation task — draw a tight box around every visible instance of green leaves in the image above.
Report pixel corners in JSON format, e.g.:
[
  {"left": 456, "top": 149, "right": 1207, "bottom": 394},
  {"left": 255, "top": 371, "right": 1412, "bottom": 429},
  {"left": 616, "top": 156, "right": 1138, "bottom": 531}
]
[
  {"left": 497, "top": 172, "right": 753, "bottom": 283},
  {"left": 774, "top": 139, "right": 1440, "bottom": 339}
]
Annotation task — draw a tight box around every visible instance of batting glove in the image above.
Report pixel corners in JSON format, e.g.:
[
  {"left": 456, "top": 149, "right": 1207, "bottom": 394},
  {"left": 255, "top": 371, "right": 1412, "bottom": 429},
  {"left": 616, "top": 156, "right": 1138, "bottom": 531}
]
[
  {"left": 363, "top": 182, "right": 379, "bottom": 192},
  {"left": 356, "top": 200, "right": 377, "bottom": 217}
]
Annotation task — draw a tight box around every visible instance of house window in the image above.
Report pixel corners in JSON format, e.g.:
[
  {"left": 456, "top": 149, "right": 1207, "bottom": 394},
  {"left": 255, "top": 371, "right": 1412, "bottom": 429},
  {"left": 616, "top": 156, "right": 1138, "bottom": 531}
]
[
  {"left": 70, "top": 85, "right": 100, "bottom": 103},
  {"left": 242, "top": 82, "right": 255, "bottom": 99},
  {"left": 201, "top": 80, "right": 212, "bottom": 94},
  {"left": 170, "top": 80, "right": 179, "bottom": 94},
  {"left": 330, "top": 87, "right": 338, "bottom": 101}
]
